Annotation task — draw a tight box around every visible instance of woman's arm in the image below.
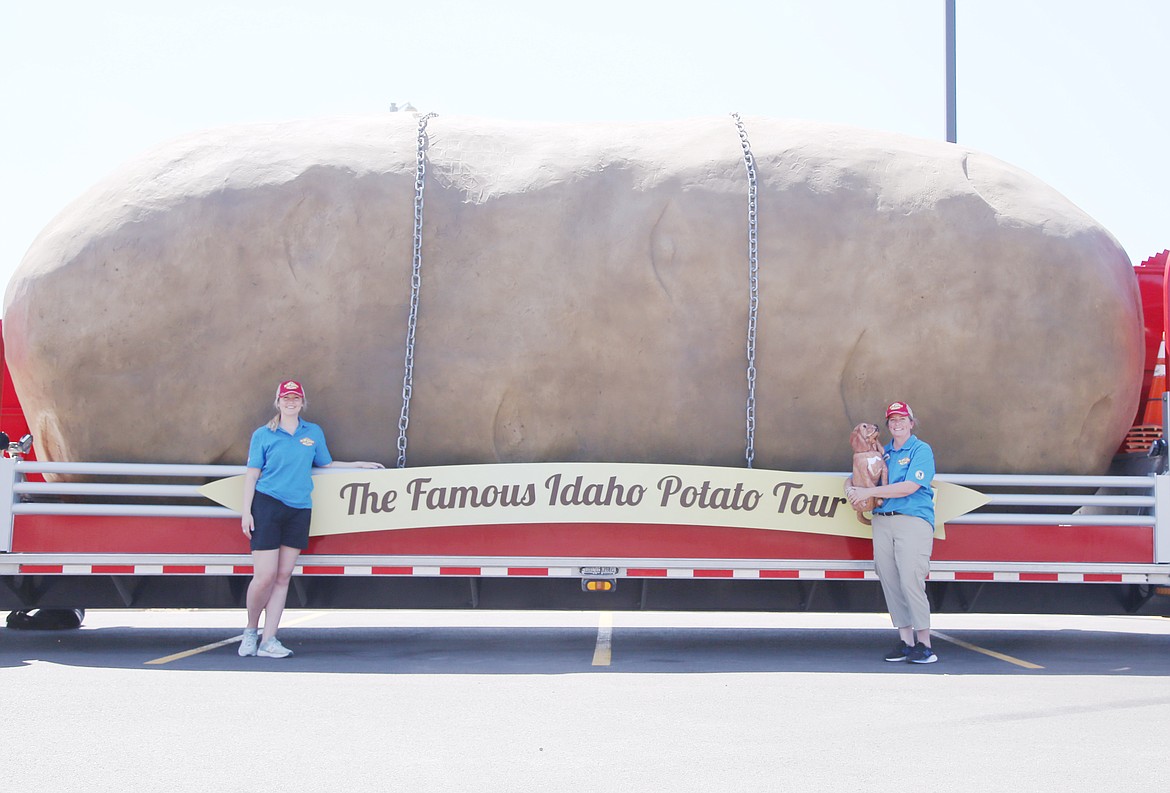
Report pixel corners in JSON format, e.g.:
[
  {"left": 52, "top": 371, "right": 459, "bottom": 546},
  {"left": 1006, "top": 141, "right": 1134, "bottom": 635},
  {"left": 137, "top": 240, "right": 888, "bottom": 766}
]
[
  {"left": 240, "top": 467, "right": 261, "bottom": 538},
  {"left": 324, "top": 460, "right": 385, "bottom": 470},
  {"left": 846, "top": 480, "right": 919, "bottom": 506}
]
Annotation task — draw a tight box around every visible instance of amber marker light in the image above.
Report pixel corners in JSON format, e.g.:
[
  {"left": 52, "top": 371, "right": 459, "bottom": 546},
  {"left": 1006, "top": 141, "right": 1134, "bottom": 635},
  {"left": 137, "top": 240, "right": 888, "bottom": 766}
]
[{"left": 582, "top": 579, "right": 616, "bottom": 592}]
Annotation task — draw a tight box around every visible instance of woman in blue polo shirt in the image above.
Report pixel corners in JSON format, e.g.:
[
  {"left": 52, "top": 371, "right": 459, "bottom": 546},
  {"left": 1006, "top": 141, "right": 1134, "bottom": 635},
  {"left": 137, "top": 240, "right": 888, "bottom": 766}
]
[
  {"left": 845, "top": 401, "right": 938, "bottom": 664},
  {"left": 238, "top": 379, "right": 383, "bottom": 658}
]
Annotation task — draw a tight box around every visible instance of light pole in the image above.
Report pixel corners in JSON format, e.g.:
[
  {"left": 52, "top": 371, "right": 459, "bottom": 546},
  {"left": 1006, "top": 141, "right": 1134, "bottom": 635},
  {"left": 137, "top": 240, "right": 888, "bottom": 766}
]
[{"left": 946, "top": 0, "right": 957, "bottom": 142}]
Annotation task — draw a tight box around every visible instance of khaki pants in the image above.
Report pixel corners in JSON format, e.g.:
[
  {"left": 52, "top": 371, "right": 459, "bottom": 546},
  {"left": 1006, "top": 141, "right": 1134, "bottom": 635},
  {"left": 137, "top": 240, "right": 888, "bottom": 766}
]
[{"left": 872, "top": 513, "right": 934, "bottom": 630}]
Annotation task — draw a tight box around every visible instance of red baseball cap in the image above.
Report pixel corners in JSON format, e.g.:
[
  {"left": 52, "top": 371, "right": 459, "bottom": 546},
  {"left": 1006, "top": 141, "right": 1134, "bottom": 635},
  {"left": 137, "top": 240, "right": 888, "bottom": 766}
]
[
  {"left": 277, "top": 380, "right": 306, "bottom": 399},
  {"left": 885, "top": 401, "right": 912, "bottom": 419}
]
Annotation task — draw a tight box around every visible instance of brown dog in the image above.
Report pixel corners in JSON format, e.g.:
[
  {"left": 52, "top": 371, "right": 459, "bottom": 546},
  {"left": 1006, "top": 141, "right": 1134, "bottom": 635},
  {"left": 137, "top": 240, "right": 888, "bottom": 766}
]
[{"left": 849, "top": 422, "right": 887, "bottom": 524}]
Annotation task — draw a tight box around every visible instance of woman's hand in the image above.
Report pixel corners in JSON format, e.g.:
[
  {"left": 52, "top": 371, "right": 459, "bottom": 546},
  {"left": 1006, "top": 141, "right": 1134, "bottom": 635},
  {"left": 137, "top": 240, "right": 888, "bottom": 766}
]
[
  {"left": 846, "top": 485, "right": 869, "bottom": 507},
  {"left": 241, "top": 513, "right": 254, "bottom": 538}
]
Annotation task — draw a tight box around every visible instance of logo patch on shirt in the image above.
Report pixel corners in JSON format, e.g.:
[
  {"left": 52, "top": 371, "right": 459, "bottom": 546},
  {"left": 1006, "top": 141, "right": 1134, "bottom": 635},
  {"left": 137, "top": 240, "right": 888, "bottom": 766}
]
[
  {"left": 899, "top": 457, "right": 911, "bottom": 466},
  {"left": 915, "top": 470, "right": 925, "bottom": 480},
  {"left": 300, "top": 438, "right": 315, "bottom": 446}
]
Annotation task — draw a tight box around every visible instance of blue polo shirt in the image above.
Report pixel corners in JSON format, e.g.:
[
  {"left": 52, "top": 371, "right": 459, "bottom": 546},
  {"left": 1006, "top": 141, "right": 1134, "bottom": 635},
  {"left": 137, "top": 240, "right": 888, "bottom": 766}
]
[
  {"left": 247, "top": 419, "right": 333, "bottom": 509},
  {"left": 876, "top": 434, "right": 936, "bottom": 525}
]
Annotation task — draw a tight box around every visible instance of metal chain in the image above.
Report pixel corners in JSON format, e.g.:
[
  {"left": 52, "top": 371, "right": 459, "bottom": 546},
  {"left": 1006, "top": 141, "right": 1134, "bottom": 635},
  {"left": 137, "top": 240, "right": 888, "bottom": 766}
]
[
  {"left": 730, "top": 113, "right": 759, "bottom": 469},
  {"left": 397, "top": 112, "right": 438, "bottom": 468}
]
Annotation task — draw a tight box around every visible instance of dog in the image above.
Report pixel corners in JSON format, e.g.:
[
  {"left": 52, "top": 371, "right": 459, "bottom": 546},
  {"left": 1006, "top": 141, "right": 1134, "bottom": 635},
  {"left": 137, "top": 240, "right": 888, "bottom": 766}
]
[{"left": 849, "top": 422, "right": 887, "bottom": 524}]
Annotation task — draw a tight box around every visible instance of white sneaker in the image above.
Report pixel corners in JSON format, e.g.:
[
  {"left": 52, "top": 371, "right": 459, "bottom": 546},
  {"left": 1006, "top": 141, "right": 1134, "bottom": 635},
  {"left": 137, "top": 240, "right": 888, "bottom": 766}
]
[
  {"left": 257, "top": 637, "right": 293, "bottom": 658},
  {"left": 238, "top": 629, "right": 259, "bottom": 657}
]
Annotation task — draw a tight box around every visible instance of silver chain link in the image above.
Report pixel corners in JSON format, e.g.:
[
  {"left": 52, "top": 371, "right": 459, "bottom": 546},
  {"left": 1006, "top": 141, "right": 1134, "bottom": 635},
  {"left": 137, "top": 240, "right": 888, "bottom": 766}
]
[
  {"left": 730, "top": 113, "right": 759, "bottom": 469},
  {"left": 397, "top": 112, "right": 438, "bottom": 468}
]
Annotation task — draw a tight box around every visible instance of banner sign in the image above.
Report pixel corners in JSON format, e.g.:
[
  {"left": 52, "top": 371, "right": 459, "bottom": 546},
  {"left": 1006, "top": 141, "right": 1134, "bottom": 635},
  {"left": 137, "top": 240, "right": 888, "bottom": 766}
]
[{"left": 199, "top": 462, "right": 989, "bottom": 541}]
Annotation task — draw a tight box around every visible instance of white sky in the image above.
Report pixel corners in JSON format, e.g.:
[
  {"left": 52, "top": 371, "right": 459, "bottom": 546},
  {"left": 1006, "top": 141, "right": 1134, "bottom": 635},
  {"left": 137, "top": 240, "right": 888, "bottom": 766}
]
[{"left": 2, "top": 0, "right": 1167, "bottom": 304}]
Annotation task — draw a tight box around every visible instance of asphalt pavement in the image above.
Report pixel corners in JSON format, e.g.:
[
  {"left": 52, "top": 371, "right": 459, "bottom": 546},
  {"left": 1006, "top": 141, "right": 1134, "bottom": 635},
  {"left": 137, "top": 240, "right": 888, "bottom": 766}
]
[{"left": 3, "top": 610, "right": 1168, "bottom": 790}]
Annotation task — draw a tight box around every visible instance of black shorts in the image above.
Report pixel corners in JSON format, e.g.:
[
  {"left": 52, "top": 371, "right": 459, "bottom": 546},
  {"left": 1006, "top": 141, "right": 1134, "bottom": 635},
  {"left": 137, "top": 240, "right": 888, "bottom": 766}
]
[{"left": 250, "top": 490, "right": 312, "bottom": 551}]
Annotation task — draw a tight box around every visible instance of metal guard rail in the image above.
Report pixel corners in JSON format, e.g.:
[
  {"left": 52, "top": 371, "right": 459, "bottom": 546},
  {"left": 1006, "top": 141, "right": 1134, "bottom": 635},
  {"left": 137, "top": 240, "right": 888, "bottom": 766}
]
[
  {"left": 0, "top": 461, "right": 1157, "bottom": 524},
  {"left": 1, "top": 460, "right": 1167, "bottom": 562}
]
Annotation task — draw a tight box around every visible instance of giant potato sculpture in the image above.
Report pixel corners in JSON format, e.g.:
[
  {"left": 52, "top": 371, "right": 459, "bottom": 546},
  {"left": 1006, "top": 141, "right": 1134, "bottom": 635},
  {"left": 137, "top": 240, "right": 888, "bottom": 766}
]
[{"left": 2, "top": 114, "right": 1143, "bottom": 474}]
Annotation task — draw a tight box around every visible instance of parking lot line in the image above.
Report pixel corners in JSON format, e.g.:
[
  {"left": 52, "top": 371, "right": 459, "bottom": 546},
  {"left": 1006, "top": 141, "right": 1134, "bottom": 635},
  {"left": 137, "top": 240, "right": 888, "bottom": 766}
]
[
  {"left": 931, "top": 630, "right": 1044, "bottom": 669},
  {"left": 592, "top": 611, "right": 613, "bottom": 666},
  {"left": 144, "top": 612, "right": 325, "bottom": 665}
]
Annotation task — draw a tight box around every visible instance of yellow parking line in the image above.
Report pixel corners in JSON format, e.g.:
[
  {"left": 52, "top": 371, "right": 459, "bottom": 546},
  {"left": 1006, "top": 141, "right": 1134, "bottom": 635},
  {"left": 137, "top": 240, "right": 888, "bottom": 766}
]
[
  {"left": 146, "top": 636, "right": 241, "bottom": 665},
  {"left": 592, "top": 612, "right": 613, "bottom": 666},
  {"left": 931, "top": 630, "right": 1044, "bottom": 669},
  {"left": 145, "top": 612, "right": 324, "bottom": 665}
]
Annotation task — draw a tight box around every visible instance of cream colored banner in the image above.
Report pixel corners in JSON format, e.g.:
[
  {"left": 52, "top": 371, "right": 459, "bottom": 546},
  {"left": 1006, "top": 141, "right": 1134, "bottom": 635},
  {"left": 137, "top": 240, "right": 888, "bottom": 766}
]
[{"left": 200, "top": 462, "right": 988, "bottom": 540}]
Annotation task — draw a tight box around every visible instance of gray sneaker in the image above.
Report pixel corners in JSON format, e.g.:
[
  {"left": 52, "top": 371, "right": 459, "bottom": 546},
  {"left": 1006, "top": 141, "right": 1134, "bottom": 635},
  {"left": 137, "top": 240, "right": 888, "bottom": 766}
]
[
  {"left": 257, "top": 637, "right": 293, "bottom": 658},
  {"left": 238, "top": 628, "right": 259, "bottom": 657}
]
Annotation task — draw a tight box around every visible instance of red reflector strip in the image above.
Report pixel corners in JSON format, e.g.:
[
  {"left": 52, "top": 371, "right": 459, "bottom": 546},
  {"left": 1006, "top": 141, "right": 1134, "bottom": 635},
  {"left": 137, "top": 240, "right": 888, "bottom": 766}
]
[
  {"left": 440, "top": 567, "right": 481, "bottom": 576},
  {"left": 19, "top": 564, "right": 63, "bottom": 574},
  {"left": 0, "top": 564, "right": 1152, "bottom": 583},
  {"left": 1083, "top": 573, "right": 1123, "bottom": 583}
]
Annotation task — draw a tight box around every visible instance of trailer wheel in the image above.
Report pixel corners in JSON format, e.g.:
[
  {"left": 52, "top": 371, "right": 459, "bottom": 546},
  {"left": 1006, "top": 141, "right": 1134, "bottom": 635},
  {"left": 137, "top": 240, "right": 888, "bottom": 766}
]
[{"left": 5, "top": 608, "right": 85, "bottom": 630}]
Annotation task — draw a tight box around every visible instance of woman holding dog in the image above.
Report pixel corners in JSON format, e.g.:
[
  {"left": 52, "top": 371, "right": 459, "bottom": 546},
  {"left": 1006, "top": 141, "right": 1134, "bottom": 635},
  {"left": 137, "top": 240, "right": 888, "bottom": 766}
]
[
  {"left": 845, "top": 401, "right": 938, "bottom": 664},
  {"left": 238, "top": 379, "right": 383, "bottom": 658}
]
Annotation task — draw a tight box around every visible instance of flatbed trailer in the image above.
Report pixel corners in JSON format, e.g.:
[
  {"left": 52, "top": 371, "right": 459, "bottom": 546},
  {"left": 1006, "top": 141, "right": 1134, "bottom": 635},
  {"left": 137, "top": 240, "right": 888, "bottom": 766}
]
[
  {"left": 4, "top": 251, "right": 1170, "bottom": 619},
  {"left": 2, "top": 457, "right": 1168, "bottom": 616}
]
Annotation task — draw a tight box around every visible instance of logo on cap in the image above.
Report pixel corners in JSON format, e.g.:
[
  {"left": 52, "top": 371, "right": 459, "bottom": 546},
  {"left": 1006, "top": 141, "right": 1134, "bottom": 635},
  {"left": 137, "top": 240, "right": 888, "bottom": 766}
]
[
  {"left": 885, "top": 401, "right": 911, "bottom": 419},
  {"left": 277, "top": 380, "right": 305, "bottom": 399}
]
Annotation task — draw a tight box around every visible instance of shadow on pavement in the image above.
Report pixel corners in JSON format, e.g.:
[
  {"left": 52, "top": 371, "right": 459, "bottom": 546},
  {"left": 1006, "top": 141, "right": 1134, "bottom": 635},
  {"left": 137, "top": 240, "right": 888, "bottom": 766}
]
[{"left": 2, "top": 625, "right": 1167, "bottom": 676}]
